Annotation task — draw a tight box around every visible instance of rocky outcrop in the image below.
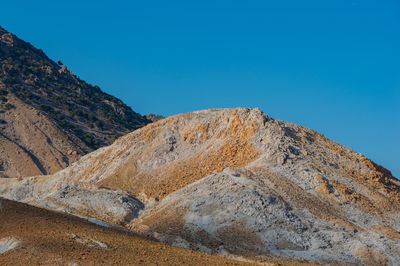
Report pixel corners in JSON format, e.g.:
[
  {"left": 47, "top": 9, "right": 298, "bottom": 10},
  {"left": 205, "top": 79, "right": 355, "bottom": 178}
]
[
  {"left": 0, "top": 108, "right": 399, "bottom": 264},
  {"left": 145, "top": 113, "right": 165, "bottom": 122}
]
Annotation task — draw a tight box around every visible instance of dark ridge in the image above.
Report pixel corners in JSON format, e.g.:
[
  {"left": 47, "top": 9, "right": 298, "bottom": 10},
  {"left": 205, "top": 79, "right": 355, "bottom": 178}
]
[{"left": 0, "top": 25, "right": 152, "bottom": 149}]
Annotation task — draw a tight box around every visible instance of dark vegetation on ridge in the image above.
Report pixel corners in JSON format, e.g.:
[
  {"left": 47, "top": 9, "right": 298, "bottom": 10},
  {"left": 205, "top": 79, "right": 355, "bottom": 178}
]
[{"left": 0, "top": 26, "right": 150, "bottom": 149}]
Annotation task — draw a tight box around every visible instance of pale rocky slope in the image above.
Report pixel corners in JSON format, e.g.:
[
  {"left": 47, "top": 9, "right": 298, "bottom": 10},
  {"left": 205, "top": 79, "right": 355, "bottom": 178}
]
[{"left": 1, "top": 108, "right": 399, "bottom": 264}]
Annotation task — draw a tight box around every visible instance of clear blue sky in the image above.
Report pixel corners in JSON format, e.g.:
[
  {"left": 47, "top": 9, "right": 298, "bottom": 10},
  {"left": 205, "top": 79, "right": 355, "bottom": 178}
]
[{"left": 2, "top": 1, "right": 399, "bottom": 177}]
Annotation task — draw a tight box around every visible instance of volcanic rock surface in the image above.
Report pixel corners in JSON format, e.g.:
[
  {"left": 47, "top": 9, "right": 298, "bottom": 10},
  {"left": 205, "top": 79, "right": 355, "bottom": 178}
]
[{"left": 1, "top": 108, "right": 399, "bottom": 264}]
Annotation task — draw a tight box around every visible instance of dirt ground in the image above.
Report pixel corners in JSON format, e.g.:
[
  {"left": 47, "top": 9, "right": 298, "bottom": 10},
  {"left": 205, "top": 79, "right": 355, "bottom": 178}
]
[{"left": 0, "top": 198, "right": 250, "bottom": 265}]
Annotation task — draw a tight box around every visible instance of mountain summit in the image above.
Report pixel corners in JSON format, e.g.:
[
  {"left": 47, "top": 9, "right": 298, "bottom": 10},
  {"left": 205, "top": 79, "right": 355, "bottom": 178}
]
[
  {"left": 1, "top": 107, "right": 398, "bottom": 264},
  {"left": 0, "top": 26, "right": 149, "bottom": 178}
]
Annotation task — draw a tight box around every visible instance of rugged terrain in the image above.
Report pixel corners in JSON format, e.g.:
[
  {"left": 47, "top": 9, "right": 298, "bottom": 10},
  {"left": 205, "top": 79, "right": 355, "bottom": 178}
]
[
  {"left": 0, "top": 26, "right": 150, "bottom": 178},
  {"left": 1, "top": 107, "right": 399, "bottom": 264}
]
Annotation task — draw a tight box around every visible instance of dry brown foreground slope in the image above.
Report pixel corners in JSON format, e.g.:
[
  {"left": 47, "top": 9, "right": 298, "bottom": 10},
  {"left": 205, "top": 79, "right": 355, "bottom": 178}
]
[
  {"left": 0, "top": 26, "right": 150, "bottom": 178},
  {"left": 1, "top": 108, "right": 399, "bottom": 264},
  {"left": 0, "top": 197, "right": 257, "bottom": 265}
]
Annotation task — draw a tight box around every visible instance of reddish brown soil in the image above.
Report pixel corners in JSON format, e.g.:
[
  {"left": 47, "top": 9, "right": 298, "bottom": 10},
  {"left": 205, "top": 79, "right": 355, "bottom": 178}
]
[{"left": 0, "top": 198, "right": 250, "bottom": 265}]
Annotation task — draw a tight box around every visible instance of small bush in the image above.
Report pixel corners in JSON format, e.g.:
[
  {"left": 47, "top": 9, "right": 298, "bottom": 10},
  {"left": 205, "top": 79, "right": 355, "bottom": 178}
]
[
  {"left": 4, "top": 103, "right": 14, "bottom": 110},
  {"left": 81, "top": 133, "right": 98, "bottom": 148},
  {"left": 40, "top": 104, "right": 55, "bottom": 113},
  {"left": 95, "top": 120, "right": 104, "bottom": 130}
]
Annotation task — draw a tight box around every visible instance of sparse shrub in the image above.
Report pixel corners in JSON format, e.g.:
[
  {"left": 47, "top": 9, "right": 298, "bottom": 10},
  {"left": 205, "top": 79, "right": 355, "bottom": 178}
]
[
  {"left": 95, "top": 120, "right": 104, "bottom": 130},
  {"left": 81, "top": 133, "right": 98, "bottom": 148},
  {"left": 4, "top": 103, "right": 14, "bottom": 110},
  {"left": 40, "top": 104, "right": 54, "bottom": 113}
]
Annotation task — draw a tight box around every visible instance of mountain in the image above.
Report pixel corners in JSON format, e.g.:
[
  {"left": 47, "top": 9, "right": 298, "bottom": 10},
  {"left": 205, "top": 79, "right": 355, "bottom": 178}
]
[
  {"left": 0, "top": 197, "right": 250, "bottom": 265},
  {"left": 0, "top": 26, "right": 150, "bottom": 178},
  {"left": 145, "top": 113, "right": 165, "bottom": 122},
  {"left": 1, "top": 108, "right": 398, "bottom": 264}
]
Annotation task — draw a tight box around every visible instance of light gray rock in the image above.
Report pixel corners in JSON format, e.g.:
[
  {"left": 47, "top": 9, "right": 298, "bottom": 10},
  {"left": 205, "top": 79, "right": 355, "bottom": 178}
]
[
  {"left": 0, "top": 237, "right": 19, "bottom": 254},
  {"left": 1, "top": 107, "right": 399, "bottom": 264}
]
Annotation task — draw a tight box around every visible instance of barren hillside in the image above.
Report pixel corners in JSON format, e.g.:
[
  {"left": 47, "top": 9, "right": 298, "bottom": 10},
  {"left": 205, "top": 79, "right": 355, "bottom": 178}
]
[
  {"left": 0, "top": 26, "right": 150, "bottom": 178},
  {"left": 1, "top": 108, "right": 399, "bottom": 264},
  {"left": 0, "top": 197, "right": 254, "bottom": 265}
]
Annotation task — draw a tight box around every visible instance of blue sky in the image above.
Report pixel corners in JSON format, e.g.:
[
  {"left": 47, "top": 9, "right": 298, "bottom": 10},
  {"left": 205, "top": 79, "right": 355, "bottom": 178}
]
[{"left": 2, "top": 1, "right": 399, "bottom": 177}]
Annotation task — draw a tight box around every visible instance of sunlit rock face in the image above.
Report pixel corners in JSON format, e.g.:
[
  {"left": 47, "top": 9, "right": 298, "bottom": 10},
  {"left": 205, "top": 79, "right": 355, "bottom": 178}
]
[{"left": 1, "top": 107, "right": 399, "bottom": 264}]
